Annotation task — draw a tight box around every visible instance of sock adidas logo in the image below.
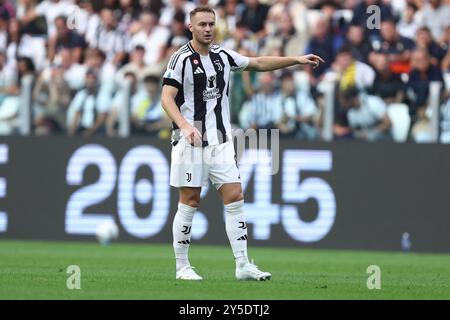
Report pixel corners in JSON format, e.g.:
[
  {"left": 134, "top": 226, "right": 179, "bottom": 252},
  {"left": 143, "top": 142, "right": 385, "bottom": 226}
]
[
  {"left": 237, "top": 235, "right": 248, "bottom": 241},
  {"left": 178, "top": 239, "right": 191, "bottom": 245},
  {"left": 194, "top": 67, "right": 204, "bottom": 74}
]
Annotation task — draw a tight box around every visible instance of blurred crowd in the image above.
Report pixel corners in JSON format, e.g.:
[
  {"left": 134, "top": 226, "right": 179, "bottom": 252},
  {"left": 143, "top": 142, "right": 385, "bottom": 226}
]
[{"left": 0, "top": 0, "right": 449, "bottom": 142}]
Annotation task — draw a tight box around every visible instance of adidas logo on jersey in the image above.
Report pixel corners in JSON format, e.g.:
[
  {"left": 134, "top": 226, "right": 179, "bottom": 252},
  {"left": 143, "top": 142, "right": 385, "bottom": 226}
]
[{"left": 194, "top": 67, "right": 204, "bottom": 74}]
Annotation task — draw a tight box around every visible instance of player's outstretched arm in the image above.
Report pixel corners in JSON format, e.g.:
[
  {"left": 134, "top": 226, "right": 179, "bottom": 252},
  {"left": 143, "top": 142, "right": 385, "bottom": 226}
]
[
  {"left": 245, "top": 54, "right": 325, "bottom": 72},
  {"left": 161, "top": 85, "right": 202, "bottom": 146}
]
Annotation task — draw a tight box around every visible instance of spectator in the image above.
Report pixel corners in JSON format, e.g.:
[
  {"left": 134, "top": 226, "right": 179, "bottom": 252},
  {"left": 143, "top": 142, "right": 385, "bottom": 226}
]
[
  {"left": 116, "top": 0, "right": 141, "bottom": 34},
  {"left": 160, "top": 10, "right": 191, "bottom": 63},
  {"left": 0, "top": 56, "right": 35, "bottom": 135},
  {"left": 369, "top": 52, "right": 404, "bottom": 104},
  {"left": 21, "top": 0, "right": 79, "bottom": 37},
  {"left": 274, "top": 70, "right": 297, "bottom": 137},
  {"left": 239, "top": 72, "right": 279, "bottom": 130},
  {"left": 159, "top": 0, "right": 195, "bottom": 28},
  {"left": 315, "top": 0, "right": 346, "bottom": 43},
  {"left": 344, "top": 24, "right": 372, "bottom": 63},
  {"left": 68, "top": 69, "right": 110, "bottom": 137},
  {"left": 238, "top": 0, "right": 269, "bottom": 40},
  {"left": 139, "top": 0, "right": 164, "bottom": 16},
  {"left": 396, "top": 2, "right": 420, "bottom": 40},
  {"left": 260, "top": 11, "right": 307, "bottom": 57},
  {"left": 5, "top": 18, "right": 22, "bottom": 72},
  {"left": 215, "top": 0, "right": 240, "bottom": 43},
  {"left": 116, "top": 45, "right": 148, "bottom": 84},
  {"left": 266, "top": 0, "right": 309, "bottom": 38},
  {"left": 106, "top": 71, "right": 143, "bottom": 136},
  {"left": 406, "top": 49, "right": 445, "bottom": 121},
  {"left": 83, "top": 48, "right": 116, "bottom": 91},
  {"left": 350, "top": 0, "right": 394, "bottom": 40},
  {"left": 131, "top": 74, "right": 170, "bottom": 136},
  {"left": 33, "top": 53, "right": 73, "bottom": 135},
  {"left": 48, "top": 15, "right": 87, "bottom": 64},
  {"left": 305, "top": 16, "right": 339, "bottom": 84},
  {"left": 332, "top": 45, "right": 376, "bottom": 92},
  {"left": 74, "top": 0, "right": 102, "bottom": 37},
  {"left": 18, "top": 0, "right": 48, "bottom": 36},
  {"left": 129, "top": 10, "right": 170, "bottom": 66},
  {"left": 274, "top": 71, "right": 319, "bottom": 140},
  {"left": 0, "top": 50, "right": 18, "bottom": 135},
  {"left": 419, "top": 0, "right": 450, "bottom": 43},
  {"left": 340, "top": 86, "right": 392, "bottom": 142},
  {"left": 87, "top": 8, "right": 127, "bottom": 66},
  {"left": 370, "top": 18, "right": 415, "bottom": 75},
  {"left": 222, "top": 20, "right": 258, "bottom": 56},
  {"left": 414, "top": 26, "right": 447, "bottom": 66},
  {"left": 4, "top": 18, "right": 46, "bottom": 71}
]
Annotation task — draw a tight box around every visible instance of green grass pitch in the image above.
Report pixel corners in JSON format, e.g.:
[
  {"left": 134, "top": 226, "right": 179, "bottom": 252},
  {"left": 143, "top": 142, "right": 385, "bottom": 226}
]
[{"left": 0, "top": 240, "right": 449, "bottom": 300}]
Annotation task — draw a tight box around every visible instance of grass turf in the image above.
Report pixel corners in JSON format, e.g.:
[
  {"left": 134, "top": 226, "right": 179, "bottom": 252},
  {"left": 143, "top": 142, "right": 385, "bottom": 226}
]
[{"left": 0, "top": 240, "right": 449, "bottom": 300}]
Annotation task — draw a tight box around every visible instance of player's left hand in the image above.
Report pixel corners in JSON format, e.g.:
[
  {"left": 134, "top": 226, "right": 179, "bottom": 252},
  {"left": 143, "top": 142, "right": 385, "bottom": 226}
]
[{"left": 298, "top": 54, "right": 325, "bottom": 69}]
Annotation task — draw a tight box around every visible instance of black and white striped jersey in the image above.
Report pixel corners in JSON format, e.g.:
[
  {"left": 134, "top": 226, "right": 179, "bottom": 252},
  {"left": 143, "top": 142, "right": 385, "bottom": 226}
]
[{"left": 162, "top": 41, "right": 249, "bottom": 146}]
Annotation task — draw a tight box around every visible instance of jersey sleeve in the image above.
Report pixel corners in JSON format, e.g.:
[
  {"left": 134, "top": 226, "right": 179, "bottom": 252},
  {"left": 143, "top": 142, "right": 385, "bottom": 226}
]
[
  {"left": 222, "top": 48, "right": 250, "bottom": 72},
  {"left": 162, "top": 51, "right": 184, "bottom": 90}
]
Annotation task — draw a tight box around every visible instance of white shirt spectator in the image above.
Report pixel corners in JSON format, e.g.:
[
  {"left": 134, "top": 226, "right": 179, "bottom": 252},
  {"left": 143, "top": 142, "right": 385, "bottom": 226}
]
[
  {"left": 239, "top": 92, "right": 280, "bottom": 129},
  {"left": 68, "top": 89, "right": 111, "bottom": 129},
  {"left": 420, "top": 3, "right": 450, "bottom": 40},
  {"left": 71, "top": 6, "right": 100, "bottom": 36},
  {"left": 65, "top": 62, "right": 116, "bottom": 93},
  {"left": 397, "top": 18, "right": 420, "bottom": 40},
  {"left": 390, "top": 0, "right": 407, "bottom": 16},
  {"left": 88, "top": 25, "right": 128, "bottom": 63},
  {"left": 159, "top": 1, "right": 195, "bottom": 27},
  {"left": 6, "top": 35, "right": 47, "bottom": 71},
  {"left": 347, "top": 94, "right": 387, "bottom": 130},
  {"left": 273, "top": 90, "right": 317, "bottom": 131},
  {"left": 129, "top": 27, "right": 170, "bottom": 65},
  {"left": 34, "top": 0, "right": 79, "bottom": 37},
  {"left": 354, "top": 61, "right": 376, "bottom": 89}
]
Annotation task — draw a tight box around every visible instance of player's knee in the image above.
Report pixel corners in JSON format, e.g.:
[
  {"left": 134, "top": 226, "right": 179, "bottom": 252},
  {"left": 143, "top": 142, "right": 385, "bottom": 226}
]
[
  {"left": 180, "top": 188, "right": 201, "bottom": 208},
  {"left": 225, "top": 192, "right": 244, "bottom": 205},
  {"left": 183, "top": 194, "right": 201, "bottom": 208}
]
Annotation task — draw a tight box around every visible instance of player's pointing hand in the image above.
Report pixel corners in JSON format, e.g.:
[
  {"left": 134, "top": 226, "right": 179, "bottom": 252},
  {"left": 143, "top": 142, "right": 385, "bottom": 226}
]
[{"left": 297, "top": 54, "right": 325, "bottom": 69}]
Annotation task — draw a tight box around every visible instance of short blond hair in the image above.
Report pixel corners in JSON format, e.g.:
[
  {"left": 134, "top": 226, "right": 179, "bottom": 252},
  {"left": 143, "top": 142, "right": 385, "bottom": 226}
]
[{"left": 189, "top": 6, "right": 215, "bottom": 21}]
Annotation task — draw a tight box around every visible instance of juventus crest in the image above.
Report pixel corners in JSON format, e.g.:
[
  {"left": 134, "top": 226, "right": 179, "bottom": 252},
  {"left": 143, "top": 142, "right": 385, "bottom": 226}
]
[{"left": 214, "top": 59, "right": 223, "bottom": 71}]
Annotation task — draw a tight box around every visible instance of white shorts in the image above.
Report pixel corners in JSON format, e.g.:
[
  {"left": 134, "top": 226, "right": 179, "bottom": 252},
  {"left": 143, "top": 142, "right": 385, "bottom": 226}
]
[{"left": 170, "top": 139, "right": 241, "bottom": 190}]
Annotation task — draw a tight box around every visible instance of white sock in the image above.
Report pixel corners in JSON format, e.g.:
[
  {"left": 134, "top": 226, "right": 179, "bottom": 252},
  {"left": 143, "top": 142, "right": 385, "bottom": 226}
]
[
  {"left": 224, "top": 200, "right": 249, "bottom": 268},
  {"left": 173, "top": 202, "right": 196, "bottom": 272}
]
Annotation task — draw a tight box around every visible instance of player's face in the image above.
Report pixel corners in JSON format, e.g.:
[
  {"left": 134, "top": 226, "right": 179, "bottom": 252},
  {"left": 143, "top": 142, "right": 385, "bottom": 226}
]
[{"left": 189, "top": 12, "right": 215, "bottom": 45}]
